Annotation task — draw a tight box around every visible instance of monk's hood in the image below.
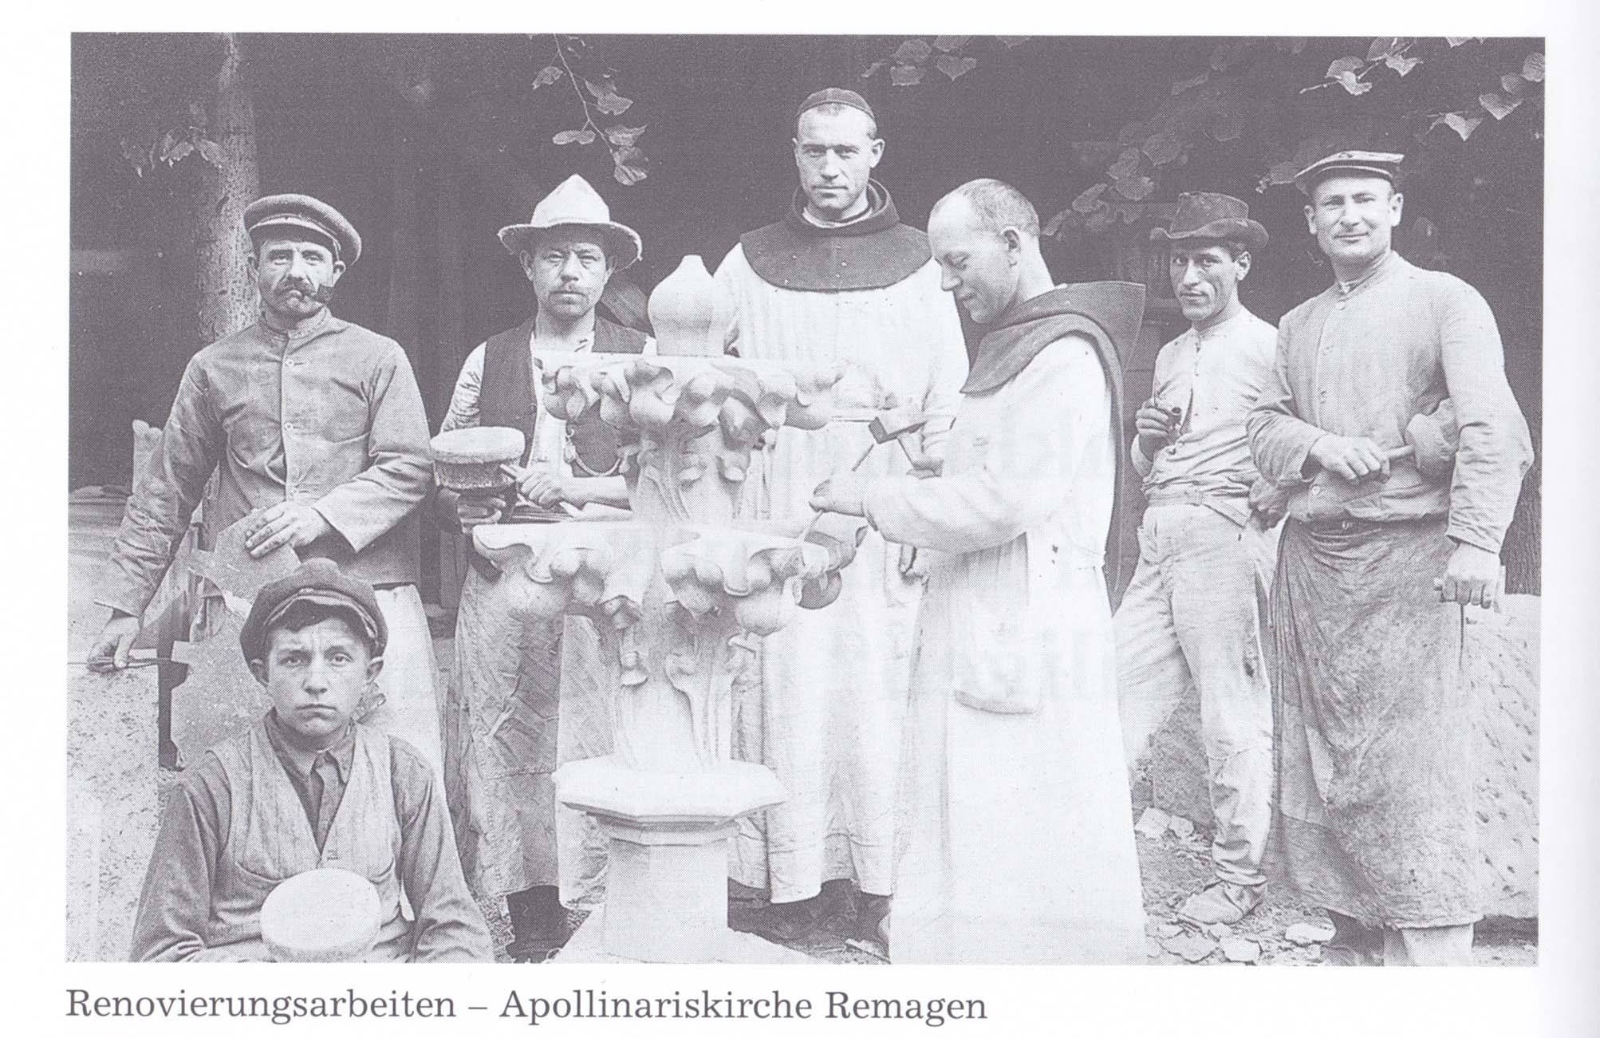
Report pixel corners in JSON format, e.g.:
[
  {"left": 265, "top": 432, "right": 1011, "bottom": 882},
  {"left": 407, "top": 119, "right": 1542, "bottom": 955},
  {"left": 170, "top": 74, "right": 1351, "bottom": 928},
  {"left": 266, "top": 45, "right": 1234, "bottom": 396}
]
[{"left": 739, "top": 180, "right": 931, "bottom": 291}]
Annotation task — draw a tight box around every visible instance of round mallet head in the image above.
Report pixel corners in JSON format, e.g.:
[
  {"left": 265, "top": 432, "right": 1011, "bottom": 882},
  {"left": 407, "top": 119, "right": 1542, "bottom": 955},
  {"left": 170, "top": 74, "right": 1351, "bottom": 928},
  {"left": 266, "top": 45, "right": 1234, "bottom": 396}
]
[
  {"left": 430, "top": 426, "right": 526, "bottom": 492},
  {"left": 260, "top": 867, "right": 383, "bottom": 963}
]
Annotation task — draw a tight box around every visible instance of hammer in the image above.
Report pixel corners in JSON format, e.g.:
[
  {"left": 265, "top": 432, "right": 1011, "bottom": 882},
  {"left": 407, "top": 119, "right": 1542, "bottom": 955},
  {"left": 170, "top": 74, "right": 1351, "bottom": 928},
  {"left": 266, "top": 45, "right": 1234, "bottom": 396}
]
[{"left": 800, "top": 405, "right": 932, "bottom": 540}]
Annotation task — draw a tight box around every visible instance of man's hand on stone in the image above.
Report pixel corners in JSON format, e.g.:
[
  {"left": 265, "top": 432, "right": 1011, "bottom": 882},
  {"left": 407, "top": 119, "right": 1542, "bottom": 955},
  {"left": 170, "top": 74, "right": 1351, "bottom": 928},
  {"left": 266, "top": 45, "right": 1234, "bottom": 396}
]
[
  {"left": 514, "top": 464, "right": 574, "bottom": 510},
  {"left": 87, "top": 610, "right": 141, "bottom": 671},
  {"left": 810, "top": 473, "right": 868, "bottom": 518},
  {"left": 245, "top": 502, "right": 331, "bottom": 558},
  {"left": 1307, "top": 434, "right": 1390, "bottom": 483},
  {"left": 1135, "top": 400, "right": 1177, "bottom": 457},
  {"left": 1437, "top": 541, "right": 1501, "bottom": 609}
]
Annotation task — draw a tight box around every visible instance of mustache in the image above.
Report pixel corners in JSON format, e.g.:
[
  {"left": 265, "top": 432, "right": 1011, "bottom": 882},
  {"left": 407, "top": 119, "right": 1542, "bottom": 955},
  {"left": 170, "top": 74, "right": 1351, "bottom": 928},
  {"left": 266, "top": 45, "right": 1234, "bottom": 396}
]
[{"left": 278, "top": 279, "right": 336, "bottom": 304}]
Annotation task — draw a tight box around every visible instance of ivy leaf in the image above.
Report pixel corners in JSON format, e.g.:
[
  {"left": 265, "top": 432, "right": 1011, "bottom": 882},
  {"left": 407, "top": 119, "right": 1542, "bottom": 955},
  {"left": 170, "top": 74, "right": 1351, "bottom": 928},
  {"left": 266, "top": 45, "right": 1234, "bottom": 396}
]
[
  {"left": 1266, "top": 160, "right": 1301, "bottom": 185},
  {"left": 605, "top": 124, "right": 647, "bottom": 148},
  {"left": 1326, "top": 56, "right": 1365, "bottom": 79},
  {"left": 196, "top": 138, "right": 223, "bottom": 165},
  {"left": 860, "top": 60, "right": 885, "bottom": 79},
  {"left": 1042, "top": 208, "right": 1072, "bottom": 237},
  {"left": 890, "top": 64, "right": 924, "bottom": 86},
  {"left": 1275, "top": 37, "right": 1308, "bottom": 55},
  {"left": 1142, "top": 131, "right": 1183, "bottom": 165},
  {"left": 1501, "top": 73, "right": 1527, "bottom": 96},
  {"left": 1385, "top": 53, "right": 1421, "bottom": 76},
  {"left": 553, "top": 129, "right": 596, "bottom": 145},
  {"left": 1479, "top": 92, "right": 1521, "bottom": 120},
  {"left": 1117, "top": 121, "right": 1149, "bottom": 146},
  {"left": 1366, "top": 37, "right": 1407, "bottom": 60},
  {"left": 932, "top": 36, "right": 969, "bottom": 53},
  {"left": 894, "top": 39, "right": 933, "bottom": 64},
  {"left": 1108, "top": 147, "right": 1142, "bottom": 181},
  {"left": 1171, "top": 71, "right": 1208, "bottom": 96},
  {"left": 935, "top": 54, "right": 978, "bottom": 81},
  {"left": 613, "top": 161, "right": 648, "bottom": 186},
  {"left": 1522, "top": 53, "right": 1544, "bottom": 83},
  {"left": 164, "top": 139, "right": 195, "bottom": 165},
  {"left": 1085, "top": 206, "right": 1118, "bottom": 232},
  {"left": 595, "top": 92, "right": 634, "bottom": 116},
  {"left": 1436, "top": 112, "right": 1483, "bottom": 140},
  {"left": 997, "top": 36, "right": 1029, "bottom": 48},
  {"left": 532, "top": 65, "right": 564, "bottom": 89},
  {"left": 1333, "top": 71, "right": 1373, "bottom": 96},
  {"left": 1114, "top": 175, "right": 1155, "bottom": 201},
  {"left": 1070, "top": 182, "right": 1108, "bottom": 214},
  {"left": 1110, "top": 201, "right": 1146, "bottom": 224},
  {"left": 1445, "top": 37, "right": 1472, "bottom": 48}
]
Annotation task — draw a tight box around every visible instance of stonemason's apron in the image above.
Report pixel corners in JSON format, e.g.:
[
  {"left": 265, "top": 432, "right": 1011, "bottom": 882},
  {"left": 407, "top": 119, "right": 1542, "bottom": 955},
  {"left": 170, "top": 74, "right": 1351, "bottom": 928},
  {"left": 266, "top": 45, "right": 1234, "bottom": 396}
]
[{"left": 1268, "top": 516, "right": 1481, "bottom": 928}]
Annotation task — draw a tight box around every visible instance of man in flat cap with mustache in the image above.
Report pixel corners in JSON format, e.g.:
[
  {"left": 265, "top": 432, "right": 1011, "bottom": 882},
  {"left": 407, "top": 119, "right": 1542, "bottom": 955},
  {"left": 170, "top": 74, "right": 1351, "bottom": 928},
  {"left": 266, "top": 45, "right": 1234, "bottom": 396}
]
[
  {"left": 714, "top": 87, "right": 969, "bottom": 947},
  {"left": 1248, "top": 151, "right": 1532, "bottom": 965},
  {"left": 89, "top": 194, "right": 442, "bottom": 779}
]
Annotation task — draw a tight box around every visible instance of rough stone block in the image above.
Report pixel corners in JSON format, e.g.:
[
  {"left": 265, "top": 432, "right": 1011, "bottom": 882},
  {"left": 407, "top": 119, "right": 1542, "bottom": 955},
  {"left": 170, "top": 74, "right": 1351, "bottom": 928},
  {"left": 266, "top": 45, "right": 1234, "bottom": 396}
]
[{"left": 67, "top": 666, "right": 160, "bottom": 961}]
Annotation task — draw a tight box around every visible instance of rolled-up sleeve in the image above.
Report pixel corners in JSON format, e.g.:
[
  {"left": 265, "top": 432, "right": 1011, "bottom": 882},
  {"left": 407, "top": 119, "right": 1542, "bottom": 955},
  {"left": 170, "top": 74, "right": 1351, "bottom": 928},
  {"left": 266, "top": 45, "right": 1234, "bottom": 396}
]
[
  {"left": 99, "top": 359, "right": 222, "bottom": 617},
  {"left": 1437, "top": 283, "right": 1533, "bottom": 554},
  {"left": 311, "top": 345, "right": 434, "bottom": 554},
  {"left": 1246, "top": 321, "right": 1323, "bottom": 486}
]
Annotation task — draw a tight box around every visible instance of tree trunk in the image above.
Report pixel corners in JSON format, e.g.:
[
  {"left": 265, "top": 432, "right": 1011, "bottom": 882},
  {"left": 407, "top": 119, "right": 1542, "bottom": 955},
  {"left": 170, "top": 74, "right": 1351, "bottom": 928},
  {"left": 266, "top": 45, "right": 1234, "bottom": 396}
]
[{"left": 192, "top": 32, "right": 260, "bottom": 345}]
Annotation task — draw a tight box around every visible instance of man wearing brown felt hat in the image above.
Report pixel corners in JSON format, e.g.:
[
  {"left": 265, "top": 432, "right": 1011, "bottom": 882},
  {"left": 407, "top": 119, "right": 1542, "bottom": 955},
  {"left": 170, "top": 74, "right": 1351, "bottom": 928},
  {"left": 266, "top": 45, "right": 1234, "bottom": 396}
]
[
  {"left": 1114, "top": 192, "right": 1281, "bottom": 927},
  {"left": 1248, "top": 150, "right": 1532, "bottom": 965}
]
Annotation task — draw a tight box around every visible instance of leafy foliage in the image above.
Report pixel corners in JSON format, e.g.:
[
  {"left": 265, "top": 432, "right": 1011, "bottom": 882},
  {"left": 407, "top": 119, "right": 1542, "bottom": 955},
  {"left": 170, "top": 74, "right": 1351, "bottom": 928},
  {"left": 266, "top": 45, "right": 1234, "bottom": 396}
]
[
  {"left": 865, "top": 36, "right": 1543, "bottom": 238},
  {"left": 530, "top": 35, "right": 650, "bottom": 186},
  {"left": 119, "top": 99, "right": 226, "bottom": 179}
]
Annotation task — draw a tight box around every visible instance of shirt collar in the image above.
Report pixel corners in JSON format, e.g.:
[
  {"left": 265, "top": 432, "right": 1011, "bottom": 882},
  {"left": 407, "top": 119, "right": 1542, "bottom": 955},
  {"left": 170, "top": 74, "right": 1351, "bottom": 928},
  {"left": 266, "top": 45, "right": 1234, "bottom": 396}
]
[
  {"left": 265, "top": 708, "right": 356, "bottom": 784},
  {"left": 1192, "top": 305, "right": 1251, "bottom": 344},
  {"left": 1334, "top": 248, "right": 1399, "bottom": 299}
]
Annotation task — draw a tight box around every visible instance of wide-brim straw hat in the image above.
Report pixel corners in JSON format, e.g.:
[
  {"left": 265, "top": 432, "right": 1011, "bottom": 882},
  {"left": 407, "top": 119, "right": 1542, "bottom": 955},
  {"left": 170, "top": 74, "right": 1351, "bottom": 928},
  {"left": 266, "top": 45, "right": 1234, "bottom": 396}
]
[
  {"left": 1149, "top": 191, "right": 1268, "bottom": 253},
  {"left": 497, "top": 174, "right": 642, "bottom": 270}
]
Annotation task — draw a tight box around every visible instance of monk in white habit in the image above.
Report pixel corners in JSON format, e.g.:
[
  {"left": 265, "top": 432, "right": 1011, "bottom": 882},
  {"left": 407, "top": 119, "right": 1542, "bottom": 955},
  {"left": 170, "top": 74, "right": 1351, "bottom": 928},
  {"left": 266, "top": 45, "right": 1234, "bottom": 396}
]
[
  {"left": 811, "top": 179, "right": 1147, "bottom": 963},
  {"left": 715, "top": 88, "right": 968, "bottom": 942}
]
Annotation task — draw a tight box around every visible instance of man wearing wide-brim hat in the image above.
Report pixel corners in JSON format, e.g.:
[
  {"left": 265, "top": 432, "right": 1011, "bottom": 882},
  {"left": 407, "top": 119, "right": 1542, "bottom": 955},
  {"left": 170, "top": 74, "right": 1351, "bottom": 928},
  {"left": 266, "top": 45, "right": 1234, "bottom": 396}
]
[
  {"left": 1248, "top": 150, "right": 1533, "bottom": 965},
  {"left": 1113, "top": 191, "right": 1281, "bottom": 927},
  {"left": 436, "top": 173, "right": 654, "bottom": 960},
  {"left": 90, "top": 193, "right": 443, "bottom": 781}
]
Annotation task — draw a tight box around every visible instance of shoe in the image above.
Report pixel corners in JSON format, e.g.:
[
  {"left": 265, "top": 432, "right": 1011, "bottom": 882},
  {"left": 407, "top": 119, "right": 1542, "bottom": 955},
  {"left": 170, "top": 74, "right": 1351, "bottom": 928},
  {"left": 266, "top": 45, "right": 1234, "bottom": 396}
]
[
  {"left": 736, "top": 896, "right": 822, "bottom": 942},
  {"left": 1177, "top": 881, "right": 1264, "bottom": 926},
  {"left": 505, "top": 886, "right": 569, "bottom": 962}
]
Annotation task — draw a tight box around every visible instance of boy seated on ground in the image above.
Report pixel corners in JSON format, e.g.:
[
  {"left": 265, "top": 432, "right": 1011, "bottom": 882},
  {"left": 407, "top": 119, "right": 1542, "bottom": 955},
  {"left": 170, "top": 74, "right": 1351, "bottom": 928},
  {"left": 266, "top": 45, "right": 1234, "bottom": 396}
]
[{"left": 130, "top": 559, "right": 492, "bottom": 962}]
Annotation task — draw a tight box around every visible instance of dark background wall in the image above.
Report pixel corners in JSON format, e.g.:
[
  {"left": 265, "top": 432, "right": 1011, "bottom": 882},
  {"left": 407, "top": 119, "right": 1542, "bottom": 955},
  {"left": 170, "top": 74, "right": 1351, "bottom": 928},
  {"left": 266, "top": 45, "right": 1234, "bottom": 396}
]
[{"left": 70, "top": 34, "right": 1543, "bottom": 596}]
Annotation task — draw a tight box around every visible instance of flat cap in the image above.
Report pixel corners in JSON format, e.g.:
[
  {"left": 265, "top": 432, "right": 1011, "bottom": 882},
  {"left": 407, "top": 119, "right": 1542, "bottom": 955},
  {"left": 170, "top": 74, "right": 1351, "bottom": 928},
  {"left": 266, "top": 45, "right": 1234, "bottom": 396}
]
[
  {"left": 240, "top": 559, "right": 387, "bottom": 662},
  {"left": 1293, "top": 150, "right": 1404, "bottom": 195},
  {"left": 797, "top": 87, "right": 876, "bottom": 123},
  {"left": 244, "top": 193, "right": 363, "bottom": 265}
]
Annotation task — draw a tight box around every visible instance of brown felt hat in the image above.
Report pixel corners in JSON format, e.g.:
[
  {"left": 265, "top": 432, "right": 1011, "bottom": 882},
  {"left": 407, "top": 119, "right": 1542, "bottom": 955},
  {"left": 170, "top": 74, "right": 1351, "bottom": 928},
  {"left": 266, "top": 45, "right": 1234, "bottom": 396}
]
[{"left": 1149, "top": 192, "right": 1268, "bottom": 253}]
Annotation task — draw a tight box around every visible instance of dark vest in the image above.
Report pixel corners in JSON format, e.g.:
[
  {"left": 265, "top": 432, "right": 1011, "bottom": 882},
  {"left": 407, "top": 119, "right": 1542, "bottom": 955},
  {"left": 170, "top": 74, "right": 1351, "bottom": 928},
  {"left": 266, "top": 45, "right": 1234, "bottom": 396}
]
[{"left": 478, "top": 315, "right": 647, "bottom": 474}]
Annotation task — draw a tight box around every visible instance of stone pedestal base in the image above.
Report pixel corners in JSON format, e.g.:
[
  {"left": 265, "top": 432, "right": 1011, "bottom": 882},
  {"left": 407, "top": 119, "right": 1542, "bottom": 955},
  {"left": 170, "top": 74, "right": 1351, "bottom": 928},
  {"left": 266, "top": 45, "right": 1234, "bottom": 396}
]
[
  {"left": 554, "top": 755, "right": 789, "bottom": 963},
  {"left": 557, "top": 904, "right": 813, "bottom": 964}
]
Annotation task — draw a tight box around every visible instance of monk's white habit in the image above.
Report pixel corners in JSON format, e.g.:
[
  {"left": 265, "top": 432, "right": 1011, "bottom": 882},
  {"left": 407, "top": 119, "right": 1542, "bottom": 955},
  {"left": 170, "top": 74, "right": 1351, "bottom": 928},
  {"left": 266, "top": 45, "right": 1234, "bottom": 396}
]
[
  {"left": 863, "top": 335, "right": 1146, "bottom": 963},
  {"left": 715, "top": 246, "right": 967, "bottom": 903}
]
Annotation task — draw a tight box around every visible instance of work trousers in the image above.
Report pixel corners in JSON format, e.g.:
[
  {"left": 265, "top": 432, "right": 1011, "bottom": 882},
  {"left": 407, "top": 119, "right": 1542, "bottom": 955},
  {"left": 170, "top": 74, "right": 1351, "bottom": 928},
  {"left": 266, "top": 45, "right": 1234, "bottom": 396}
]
[{"left": 1114, "top": 502, "right": 1275, "bottom": 887}]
